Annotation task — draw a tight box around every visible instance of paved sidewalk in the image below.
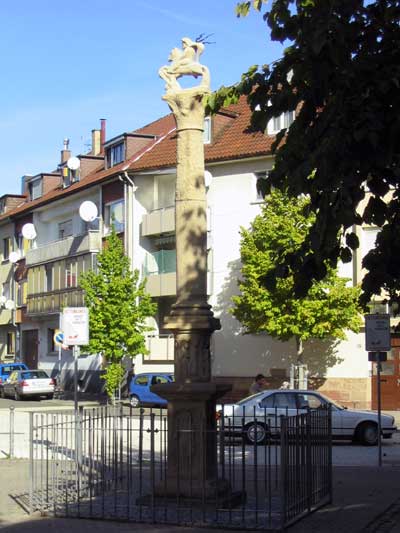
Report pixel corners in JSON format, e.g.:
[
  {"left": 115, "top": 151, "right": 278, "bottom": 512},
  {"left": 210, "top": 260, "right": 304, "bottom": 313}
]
[{"left": 1, "top": 460, "right": 400, "bottom": 532}]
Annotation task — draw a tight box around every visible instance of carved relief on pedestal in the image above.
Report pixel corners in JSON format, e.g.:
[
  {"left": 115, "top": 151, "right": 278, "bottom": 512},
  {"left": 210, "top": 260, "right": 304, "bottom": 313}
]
[{"left": 174, "top": 332, "right": 211, "bottom": 383}]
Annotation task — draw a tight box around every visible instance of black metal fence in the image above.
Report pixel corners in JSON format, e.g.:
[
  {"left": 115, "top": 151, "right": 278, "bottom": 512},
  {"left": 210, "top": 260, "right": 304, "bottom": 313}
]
[{"left": 28, "top": 405, "right": 331, "bottom": 530}]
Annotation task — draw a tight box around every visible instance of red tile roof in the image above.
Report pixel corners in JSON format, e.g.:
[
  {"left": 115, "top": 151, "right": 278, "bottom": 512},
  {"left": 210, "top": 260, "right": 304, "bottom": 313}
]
[{"left": 1, "top": 96, "right": 273, "bottom": 221}]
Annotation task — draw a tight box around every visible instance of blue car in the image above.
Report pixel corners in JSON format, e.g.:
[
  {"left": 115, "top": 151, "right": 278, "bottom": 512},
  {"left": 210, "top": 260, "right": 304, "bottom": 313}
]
[
  {"left": 129, "top": 372, "right": 174, "bottom": 407},
  {"left": 0, "top": 363, "right": 28, "bottom": 386}
]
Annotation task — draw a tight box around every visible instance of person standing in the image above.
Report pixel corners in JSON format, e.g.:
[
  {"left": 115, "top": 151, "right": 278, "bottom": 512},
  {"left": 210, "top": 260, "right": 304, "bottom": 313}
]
[{"left": 249, "top": 373, "right": 267, "bottom": 395}]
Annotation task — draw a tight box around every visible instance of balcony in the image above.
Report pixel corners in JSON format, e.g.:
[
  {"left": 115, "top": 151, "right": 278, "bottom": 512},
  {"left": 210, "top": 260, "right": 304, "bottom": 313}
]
[
  {"left": 141, "top": 206, "right": 175, "bottom": 237},
  {"left": 0, "top": 309, "right": 12, "bottom": 326},
  {"left": 143, "top": 250, "right": 176, "bottom": 297},
  {"left": 25, "top": 231, "right": 101, "bottom": 266},
  {"left": 26, "top": 288, "right": 84, "bottom": 316},
  {"left": 143, "top": 249, "right": 213, "bottom": 297},
  {"left": 144, "top": 334, "right": 174, "bottom": 362}
]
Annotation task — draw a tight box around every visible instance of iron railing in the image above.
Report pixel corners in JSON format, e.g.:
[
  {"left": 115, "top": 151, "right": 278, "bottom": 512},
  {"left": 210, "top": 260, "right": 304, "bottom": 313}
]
[{"left": 28, "top": 404, "right": 332, "bottom": 530}]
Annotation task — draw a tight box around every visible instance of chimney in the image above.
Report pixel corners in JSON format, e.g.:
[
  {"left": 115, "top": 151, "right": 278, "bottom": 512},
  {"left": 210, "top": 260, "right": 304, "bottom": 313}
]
[
  {"left": 91, "top": 129, "right": 101, "bottom": 156},
  {"left": 100, "top": 119, "right": 106, "bottom": 154},
  {"left": 61, "top": 138, "right": 71, "bottom": 164}
]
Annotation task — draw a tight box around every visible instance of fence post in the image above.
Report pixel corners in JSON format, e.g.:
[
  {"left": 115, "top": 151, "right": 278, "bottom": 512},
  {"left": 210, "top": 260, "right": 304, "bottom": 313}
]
[
  {"left": 306, "top": 411, "right": 312, "bottom": 512},
  {"left": 9, "top": 406, "right": 15, "bottom": 458},
  {"left": 29, "top": 411, "right": 34, "bottom": 514},
  {"left": 280, "top": 415, "right": 287, "bottom": 530}
]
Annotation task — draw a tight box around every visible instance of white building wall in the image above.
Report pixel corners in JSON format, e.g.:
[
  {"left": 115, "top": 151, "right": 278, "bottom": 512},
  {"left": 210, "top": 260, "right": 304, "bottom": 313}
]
[
  {"left": 208, "top": 159, "right": 369, "bottom": 382},
  {"left": 129, "top": 158, "right": 370, "bottom": 405}
]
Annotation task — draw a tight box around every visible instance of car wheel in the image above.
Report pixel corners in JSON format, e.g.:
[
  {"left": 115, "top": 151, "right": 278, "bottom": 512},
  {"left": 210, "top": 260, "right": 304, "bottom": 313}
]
[
  {"left": 130, "top": 395, "right": 140, "bottom": 408},
  {"left": 357, "top": 422, "right": 378, "bottom": 446},
  {"left": 0, "top": 388, "right": 4, "bottom": 399},
  {"left": 14, "top": 389, "right": 20, "bottom": 401},
  {"left": 46, "top": 394, "right": 54, "bottom": 400},
  {"left": 244, "top": 422, "right": 268, "bottom": 445}
]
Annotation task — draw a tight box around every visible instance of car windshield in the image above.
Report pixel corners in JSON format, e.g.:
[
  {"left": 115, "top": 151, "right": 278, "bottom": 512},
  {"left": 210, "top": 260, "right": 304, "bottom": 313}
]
[
  {"left": 237, "top": 392, "right": 266, "bottom": 405},
  {"left": 21, "top": 371, "right": 49, "bottom": 379}
]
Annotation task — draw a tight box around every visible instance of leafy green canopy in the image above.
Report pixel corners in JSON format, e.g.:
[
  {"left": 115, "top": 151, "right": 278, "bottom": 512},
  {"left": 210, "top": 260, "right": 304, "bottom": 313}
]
[
  {"left": 79, "top": 227, "right": 156, "bottom": 397},
  {"left": 232, "top": 190, "right": 362, "bottom": 356},
  {"left": 210, "top": 0, "right": 400, "bottom": 307}
]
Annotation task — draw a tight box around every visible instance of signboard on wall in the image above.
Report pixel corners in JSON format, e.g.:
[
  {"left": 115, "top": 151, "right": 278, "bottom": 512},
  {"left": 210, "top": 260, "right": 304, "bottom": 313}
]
[{"left": 62, "top": 307, "right": 89, "bottom": 346}]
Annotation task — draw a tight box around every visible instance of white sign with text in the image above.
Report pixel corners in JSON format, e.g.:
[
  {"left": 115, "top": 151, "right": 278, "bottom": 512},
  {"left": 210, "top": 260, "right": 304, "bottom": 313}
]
[
  {"left": 62, "top": 307, "right": 89, "bottom": 346},
  {"left": 365, "top": 313, "right": 391, "bottom": 352}
]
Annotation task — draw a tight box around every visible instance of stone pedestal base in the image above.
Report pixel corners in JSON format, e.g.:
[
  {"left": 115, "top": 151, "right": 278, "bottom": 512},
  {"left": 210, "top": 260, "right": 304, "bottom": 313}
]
[{"left": 149, "top": 382, "right": 237, "bottom": 503}]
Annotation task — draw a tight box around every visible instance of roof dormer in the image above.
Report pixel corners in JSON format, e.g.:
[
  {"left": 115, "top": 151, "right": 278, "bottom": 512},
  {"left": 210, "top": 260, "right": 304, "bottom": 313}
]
[{"left": 104, "top": 132, "right": 156, "bottom": 169}]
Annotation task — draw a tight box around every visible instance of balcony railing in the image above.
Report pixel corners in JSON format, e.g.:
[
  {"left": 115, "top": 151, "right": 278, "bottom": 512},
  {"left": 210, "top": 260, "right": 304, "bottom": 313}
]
[
  {"left": 144, "top": 334, "right": 174, "bottom": 362},
  {"left": 26, "top": 288, "right": 84, "bottom": 316},
  {"left": 25, "top": 230, "right": 101, "bottom": 266},
  {"left": 141, "top": 206, "right": 175, "bottom": 237}
]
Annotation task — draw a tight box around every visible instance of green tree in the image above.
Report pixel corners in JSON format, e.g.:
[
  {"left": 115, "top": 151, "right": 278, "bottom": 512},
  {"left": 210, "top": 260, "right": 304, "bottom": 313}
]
[
  {"left": 232, "top": 190, "right": 362, "bottom": 363},
  {"left": 210, "top": 0, "right": 400, "bottom": 306},
  {"left": 79, "top": 227, "right": 156, "bottom": 398}
]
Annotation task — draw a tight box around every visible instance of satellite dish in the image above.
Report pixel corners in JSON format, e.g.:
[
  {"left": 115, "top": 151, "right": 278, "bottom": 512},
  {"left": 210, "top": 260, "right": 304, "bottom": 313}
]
[
  {"left": 9, "top": 251, "right": 21, "bottom": 264},
  {"left": 204, "top": 170, "right": 212, "bottom": 188},
  {"left": 67, "top": 156, "right": 81, "bottom": 171},
  {"left": 0, "top": 296, "right": 6, "bottom": 305},
  {"left": 22, "top": 223, "right": 37, "bottom": 240},
  {"left": 5, "top": 299, "right": 15, "bottom": 310},
  {"left": 79, "top": 201, "right": 98, "bottom": 222}
]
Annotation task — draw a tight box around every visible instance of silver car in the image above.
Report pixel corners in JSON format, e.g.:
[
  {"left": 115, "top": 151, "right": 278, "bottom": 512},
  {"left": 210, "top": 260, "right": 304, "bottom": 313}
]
[
  {"left": 219, "top": 389, "right": 397, "bottom": 446},
  {"left": 1, "top": 369, "right": 55, "bottom": 400}
]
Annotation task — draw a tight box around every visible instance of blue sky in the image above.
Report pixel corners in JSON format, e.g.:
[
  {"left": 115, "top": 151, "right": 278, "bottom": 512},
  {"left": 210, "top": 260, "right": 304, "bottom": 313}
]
[{"left": 0, "top": 0, "right": 283, "bottom": 197}]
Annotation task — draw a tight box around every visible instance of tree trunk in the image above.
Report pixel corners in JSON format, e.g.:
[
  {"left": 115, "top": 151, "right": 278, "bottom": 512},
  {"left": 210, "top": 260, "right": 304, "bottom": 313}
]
[{"left": 295, "top": 336, "right": 303, "bottom": 364}]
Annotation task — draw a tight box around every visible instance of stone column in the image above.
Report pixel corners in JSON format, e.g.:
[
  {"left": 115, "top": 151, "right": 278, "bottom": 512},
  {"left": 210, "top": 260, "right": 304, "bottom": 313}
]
[{"left": 151, "top": 40, "right": 232, "bottom": 500}]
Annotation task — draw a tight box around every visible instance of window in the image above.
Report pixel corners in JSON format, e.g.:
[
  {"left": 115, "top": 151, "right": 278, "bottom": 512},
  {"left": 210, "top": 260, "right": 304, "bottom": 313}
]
[
  {"left": 17, "top": 281, "right": 27, "bottom": 307},
  {"left": 151, "top": 375, "right": 169, "bottom": 385},
  {"left": 203, "top": 117, "right": 211, "bottom": 144},
  {"left": 58, "top": 219, "right": 73, "bottom": 239},
  {"left": 135, "top": 375, "right": 148, "bottom": 386},
  {"left": 48, "top": 328, "right": 56, "bottom": 353},
  {"left": 65, "top": 260, "right": 77, "bottom": 288},
  {"left": 104, "top": 200, "right": 124, "bottom": 234},
  {"left": 268, "top": 110, "right": 295, "bottom": 134},
  {"left": 255, "top": 171, "right": 270, "bottom": 201},
  {"left": 29, "top": 178, "right": 43, "bottom": 200},
  {"left": 2, "top": 282, "right": 10, "bottom": 300},
  {"left": 45, "top": 264, "right": 53, "bottom": 291},
  {"left": 17, "top": 234, "right": 32, "bottom": 254},
  {"left": 297, "top": 393, "right": 325, "bottom": 409},
  {"left": 2, "top": 237, "right": 11, "bottom": 261},
  {"left": 106, "top": 142, "right": 125, "bottom": 167},
  {"left": 270, "top": 392, "right": 297, "bottom": 409},
  {"left": 6, "top": 332, "right": 15, "bottom": 354}
]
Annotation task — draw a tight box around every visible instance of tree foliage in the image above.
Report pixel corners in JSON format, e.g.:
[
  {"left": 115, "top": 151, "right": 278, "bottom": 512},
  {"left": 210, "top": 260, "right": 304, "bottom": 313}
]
[
  {"left": 232, "top": 190, "right": 362, "bottom": 360},
  {"left": 79, "top": 227, "right": 156, "bottom": 397},
  {"left": 210, "top": 0, "right": 400, "bottom": 307}
]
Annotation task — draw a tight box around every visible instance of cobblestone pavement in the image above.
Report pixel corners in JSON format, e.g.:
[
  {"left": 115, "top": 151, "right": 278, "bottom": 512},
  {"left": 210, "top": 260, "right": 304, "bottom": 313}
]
[
  {"left": 2, "top": 458, "right": 400, "bottom": 532},
  {"left": 362, "top": 499, "right": 400, "bottom": 533}
]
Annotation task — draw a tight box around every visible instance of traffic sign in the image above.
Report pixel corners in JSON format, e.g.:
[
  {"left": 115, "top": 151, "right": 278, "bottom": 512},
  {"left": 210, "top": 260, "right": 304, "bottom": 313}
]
[
  {"left": 365, "top": 314, "right": 391, "bottom": 352},
  {"left": 63, "top": 307, "right": 89, "bottom": 346},
  {"left": 53, "top": 329, "right": 64, "bottom": 347}
]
